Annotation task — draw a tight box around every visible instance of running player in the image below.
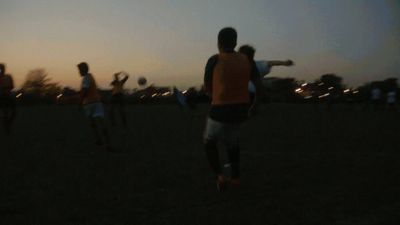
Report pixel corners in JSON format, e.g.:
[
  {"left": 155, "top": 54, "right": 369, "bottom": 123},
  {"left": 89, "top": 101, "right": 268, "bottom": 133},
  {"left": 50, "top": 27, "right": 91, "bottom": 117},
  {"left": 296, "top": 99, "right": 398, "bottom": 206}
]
[
  {"left": 203, "top": 28, "right": 263, "bottom": 191},
  {"left": 77, "top": 62, "right": 112, "bottom": 151}
]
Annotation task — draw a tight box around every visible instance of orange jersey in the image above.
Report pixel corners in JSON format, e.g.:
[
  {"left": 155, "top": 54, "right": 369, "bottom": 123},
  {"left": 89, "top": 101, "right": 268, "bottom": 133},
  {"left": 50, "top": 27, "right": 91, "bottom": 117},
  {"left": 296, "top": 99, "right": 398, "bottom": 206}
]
[
  {"left": 81, "top": 74, "right": 101, "bottom": 105},
  {"left": 210, "top": 52, "right": 251, "bottom": 105}
]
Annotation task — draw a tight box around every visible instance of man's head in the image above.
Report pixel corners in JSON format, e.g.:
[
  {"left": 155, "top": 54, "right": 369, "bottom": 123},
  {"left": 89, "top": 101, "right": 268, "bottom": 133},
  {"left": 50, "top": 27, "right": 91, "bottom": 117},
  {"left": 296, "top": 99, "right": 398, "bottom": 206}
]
[
  {"left": 218, "top": 27, "right": 237, "bottom": 52},
  {"left": 77, "top": 62, "right": 89, "bottom": 76},
  {"left": 239, "top": 45, "right": 256, "bottom": 60},
  {"left": 0, "top": 63, "right": 5, "bottom": 76}
]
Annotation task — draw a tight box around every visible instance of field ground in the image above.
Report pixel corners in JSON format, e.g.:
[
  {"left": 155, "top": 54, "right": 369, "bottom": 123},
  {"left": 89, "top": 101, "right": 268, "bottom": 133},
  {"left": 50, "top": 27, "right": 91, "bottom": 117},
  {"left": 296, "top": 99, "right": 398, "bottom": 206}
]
[{"left": 1, "top": 104, "right": 400, "bottom": 225}]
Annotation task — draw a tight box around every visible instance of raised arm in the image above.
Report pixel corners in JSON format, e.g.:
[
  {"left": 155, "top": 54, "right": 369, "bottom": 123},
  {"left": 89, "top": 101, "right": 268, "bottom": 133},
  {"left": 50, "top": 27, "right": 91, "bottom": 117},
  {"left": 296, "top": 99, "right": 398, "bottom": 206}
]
[
  {"left": 268, "top": 59, "right": 294, "bottom": 67},
  {"left": 121, "top": 74, "right": 129, "bottom": 84}
]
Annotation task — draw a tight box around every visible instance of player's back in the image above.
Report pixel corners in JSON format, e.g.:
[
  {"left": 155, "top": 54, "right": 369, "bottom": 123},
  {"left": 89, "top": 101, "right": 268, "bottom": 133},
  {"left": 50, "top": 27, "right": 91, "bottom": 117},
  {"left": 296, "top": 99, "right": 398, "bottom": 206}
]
[{"left": 212, "top": 52, "right": 251, "bottom": 105}]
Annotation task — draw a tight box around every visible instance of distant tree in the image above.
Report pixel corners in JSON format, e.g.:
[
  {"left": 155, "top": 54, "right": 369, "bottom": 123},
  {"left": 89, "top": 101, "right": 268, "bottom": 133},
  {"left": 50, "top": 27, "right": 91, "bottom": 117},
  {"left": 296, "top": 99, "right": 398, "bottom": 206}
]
[
  {"left": 21, "top": 69, "right": 61, "bottom": 97},
  {"left": 319, "top": 73, "right": 343, "bottom": 89},
  {"left": 383, "top": 78, "right": 398, "bottom": 91},
  {"left": 263, "top": 77, "right": 298, "bottom": 102}
]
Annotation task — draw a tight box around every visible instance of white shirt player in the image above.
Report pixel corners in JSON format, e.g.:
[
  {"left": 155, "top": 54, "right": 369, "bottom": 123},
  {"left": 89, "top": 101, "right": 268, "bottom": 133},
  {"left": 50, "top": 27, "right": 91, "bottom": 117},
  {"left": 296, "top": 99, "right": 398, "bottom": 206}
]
[{"left": 248, "top": 60, "right": 270, "bottom": 94}]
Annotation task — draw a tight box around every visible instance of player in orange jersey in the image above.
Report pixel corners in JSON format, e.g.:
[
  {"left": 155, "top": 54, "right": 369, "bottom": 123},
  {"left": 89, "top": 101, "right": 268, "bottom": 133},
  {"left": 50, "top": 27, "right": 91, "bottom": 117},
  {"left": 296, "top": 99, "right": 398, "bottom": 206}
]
[
  {"left": 77, "top": 62, "right": 112, "bottom": 151},
  {"left": 203, "top": 28, "right": 263, "bottom": 191}
]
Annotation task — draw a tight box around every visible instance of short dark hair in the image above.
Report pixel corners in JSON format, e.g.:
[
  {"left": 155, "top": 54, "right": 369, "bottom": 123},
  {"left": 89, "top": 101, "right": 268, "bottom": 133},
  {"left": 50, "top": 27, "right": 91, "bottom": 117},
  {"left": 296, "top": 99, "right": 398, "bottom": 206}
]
[
  {"left": 77, "top": 62, "right": 89, "bottom": 74},
  {"left": 239, "top": 45, "right": 256, "bottom": 60},
  {"left": 218, "top": 27, "right": 237, "bottom": 50}
]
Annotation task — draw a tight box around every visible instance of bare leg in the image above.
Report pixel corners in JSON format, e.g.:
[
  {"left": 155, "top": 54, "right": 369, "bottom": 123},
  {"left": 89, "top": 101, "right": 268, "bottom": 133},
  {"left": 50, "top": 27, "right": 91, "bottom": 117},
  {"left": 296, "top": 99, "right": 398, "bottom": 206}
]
[
  {"left": 204, "top": 140, "right": 222, "bottom": 176},
  {"left": 95, "top": 117, "right": 112, "bottom": 151},
  {"left": 90, "top": 118, "right": 102, "bottom": 145},
  {"left": 109, "top": 104, "right": 116, "bottom": 127},
  {"left": 119, "top": 103, "right": 127, "bottom": 129}
]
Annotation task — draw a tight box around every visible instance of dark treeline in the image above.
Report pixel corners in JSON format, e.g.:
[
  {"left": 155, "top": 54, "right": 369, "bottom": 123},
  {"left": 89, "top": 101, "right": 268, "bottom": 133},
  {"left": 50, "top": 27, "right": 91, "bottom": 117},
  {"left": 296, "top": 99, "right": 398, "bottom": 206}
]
[{"left": 11, "top": 68, "right": 399, "bottom": 105}]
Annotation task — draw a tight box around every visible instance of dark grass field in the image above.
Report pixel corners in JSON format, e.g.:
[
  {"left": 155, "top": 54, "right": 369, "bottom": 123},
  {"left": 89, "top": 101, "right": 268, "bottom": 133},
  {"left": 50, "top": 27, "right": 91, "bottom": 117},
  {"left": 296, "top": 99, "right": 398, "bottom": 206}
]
[{"left": 1, "top": 104, "right": 400, "bottom": 225}]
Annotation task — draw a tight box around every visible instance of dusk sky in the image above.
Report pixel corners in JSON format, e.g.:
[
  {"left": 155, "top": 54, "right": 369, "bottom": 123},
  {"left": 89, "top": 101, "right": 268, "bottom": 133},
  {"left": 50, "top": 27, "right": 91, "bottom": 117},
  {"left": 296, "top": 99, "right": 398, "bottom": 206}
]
[{"left": 1, "top": 0, "right": 399, "bottom": 89}]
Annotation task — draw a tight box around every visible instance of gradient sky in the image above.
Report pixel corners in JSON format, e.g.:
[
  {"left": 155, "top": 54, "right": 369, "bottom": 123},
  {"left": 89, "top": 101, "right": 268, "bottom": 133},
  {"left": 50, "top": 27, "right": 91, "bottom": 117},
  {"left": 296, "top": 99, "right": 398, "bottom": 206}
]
[{"left": 1, "top": 0, "right": 399, "bottom": 89}]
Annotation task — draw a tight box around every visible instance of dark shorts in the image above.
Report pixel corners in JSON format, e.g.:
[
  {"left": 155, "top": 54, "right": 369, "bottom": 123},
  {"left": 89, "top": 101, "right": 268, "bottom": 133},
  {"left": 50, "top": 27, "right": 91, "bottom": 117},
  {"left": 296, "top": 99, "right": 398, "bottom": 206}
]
[
  {"left": 0, "top": 96, "right": 15, "bottom": 108},
  {"left": 209, "top": 104, "right": 250, "bottom": 124}
]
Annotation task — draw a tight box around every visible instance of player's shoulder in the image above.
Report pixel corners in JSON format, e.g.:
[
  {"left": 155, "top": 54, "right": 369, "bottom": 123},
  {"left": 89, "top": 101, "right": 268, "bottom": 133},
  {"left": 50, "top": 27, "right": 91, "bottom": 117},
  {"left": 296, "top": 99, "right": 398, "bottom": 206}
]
[
  {"left": 238, "top": 52, "right": 252, "bottom": 62},
  {"left": 207, "top": 54, "right": 219, "bottom": 63}
]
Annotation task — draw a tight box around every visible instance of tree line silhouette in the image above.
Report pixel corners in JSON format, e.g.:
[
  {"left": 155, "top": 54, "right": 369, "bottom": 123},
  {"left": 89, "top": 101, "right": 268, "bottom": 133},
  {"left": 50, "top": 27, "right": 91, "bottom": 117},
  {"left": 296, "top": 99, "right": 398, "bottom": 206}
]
[{"left": 14, "top": 68, "right": 399, "bottom": 105}]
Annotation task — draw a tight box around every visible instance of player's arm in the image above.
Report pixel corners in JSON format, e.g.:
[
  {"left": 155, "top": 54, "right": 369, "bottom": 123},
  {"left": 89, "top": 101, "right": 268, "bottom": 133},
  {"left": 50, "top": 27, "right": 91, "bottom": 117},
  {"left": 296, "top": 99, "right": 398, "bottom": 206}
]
[
  {"left": 121, "top": 73, "right": 129, "bottom": 84},
  {"left": 80, "top": 88, "right": 89, "bottom": 105},
  {"left": 204, "top": 55, "right": 218, "bottom": 96},
  {"left": 268, "top": 60, "right": 294, "bottom": 67},
  {"left": 249, "top": 61, "right": 263, "bottom": 116}
]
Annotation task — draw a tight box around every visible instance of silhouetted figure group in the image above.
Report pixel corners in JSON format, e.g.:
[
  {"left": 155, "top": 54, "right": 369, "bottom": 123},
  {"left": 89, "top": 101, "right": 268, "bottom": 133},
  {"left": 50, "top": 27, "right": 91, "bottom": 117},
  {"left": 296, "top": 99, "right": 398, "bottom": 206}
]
[{"left": 370, "top": 85, "right": 398, "bottom": 111}]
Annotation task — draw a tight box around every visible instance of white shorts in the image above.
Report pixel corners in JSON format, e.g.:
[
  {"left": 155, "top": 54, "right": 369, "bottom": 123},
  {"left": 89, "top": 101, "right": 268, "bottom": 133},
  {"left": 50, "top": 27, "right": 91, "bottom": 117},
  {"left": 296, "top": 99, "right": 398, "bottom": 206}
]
[
  {"left": 203, "top": 118, "right": 241, "bottom": 148},
  {"left": 84, "top": 102, "right": 105, "bottom": 118}
]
